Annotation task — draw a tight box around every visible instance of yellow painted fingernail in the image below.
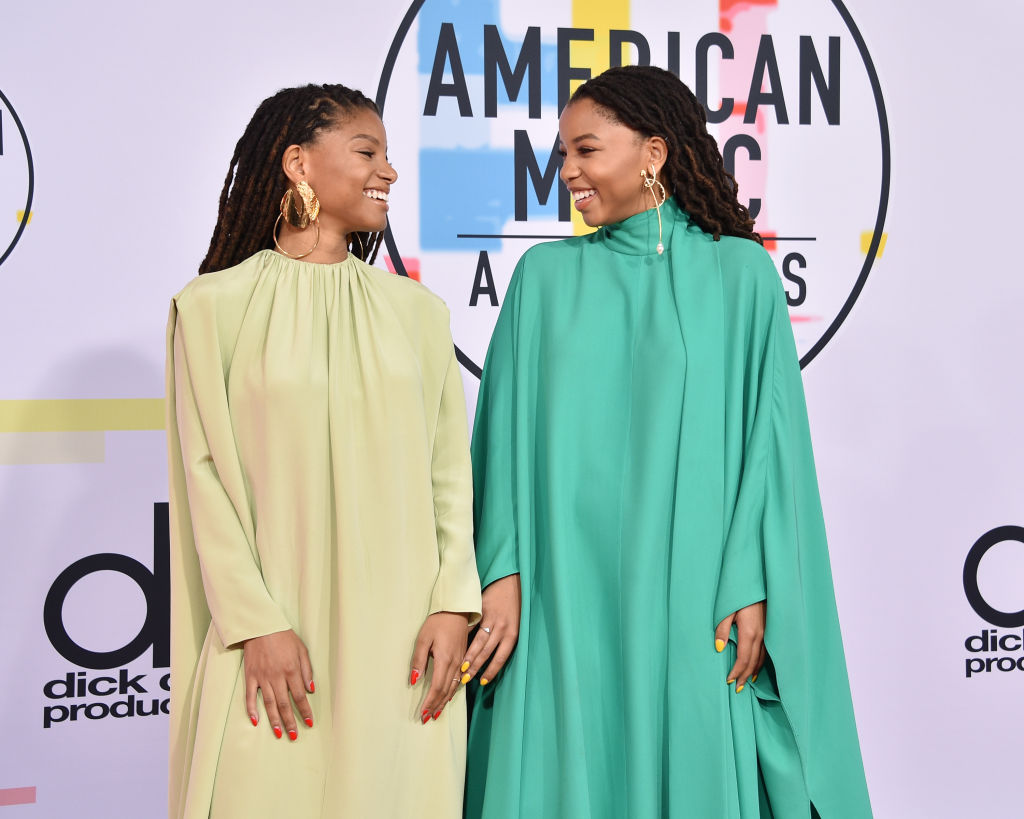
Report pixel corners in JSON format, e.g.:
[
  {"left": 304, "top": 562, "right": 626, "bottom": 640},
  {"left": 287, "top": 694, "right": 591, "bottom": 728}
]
[
  {"left": 460, "top": 661, "right": 470, "bottom": 673},
  {"left": 736, "top": 684, "right": 745, "bottom": 693},
  {"left": 480, "top": 678, "right": 489, "bottom": 686},
  {"left": 752, "top": 674, "right": 758, "bottom": 683},
  {"left": 727, "top": 678, "right": 735, "bottom": 685},
  {"left": 715, "top": 639, "right": 726, "bottom": 653},
  {"left": 460, "top": 673, "right": 471, "bottom": 685}
]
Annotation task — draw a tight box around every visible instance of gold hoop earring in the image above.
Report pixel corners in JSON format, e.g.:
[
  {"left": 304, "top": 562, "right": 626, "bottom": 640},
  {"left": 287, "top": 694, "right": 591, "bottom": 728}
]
[
  {"left": 640, "top": 165, "right": 667, "bottom": 255},
  {"left": 350, "top": 232, "right": 366, "bottom": 259},
  {"left": 274, "top": 181, "right": 321, "bottom": 259}
]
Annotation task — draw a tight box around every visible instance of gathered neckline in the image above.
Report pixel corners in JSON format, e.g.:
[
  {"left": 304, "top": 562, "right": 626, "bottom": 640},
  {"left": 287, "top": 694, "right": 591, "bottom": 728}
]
[
  {"left": 258, "top": 248, "right": 363, "bottom": 271},
  {"left": 597, "top": 198, "right": 688, "bottom": 256}
]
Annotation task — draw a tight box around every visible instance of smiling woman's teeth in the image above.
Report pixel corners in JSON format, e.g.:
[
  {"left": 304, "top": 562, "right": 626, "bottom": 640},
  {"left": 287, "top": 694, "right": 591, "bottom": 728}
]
[
  {"left": 363, "top": 190, "right": 389, "bottom": 201},
  {"left": 573, "top": 189, "right": 596, "bottom": 202}
]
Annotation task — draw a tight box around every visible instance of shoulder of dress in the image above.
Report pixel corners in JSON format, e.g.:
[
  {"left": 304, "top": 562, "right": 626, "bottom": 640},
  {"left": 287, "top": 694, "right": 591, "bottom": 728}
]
[
  {"left": 519, "top": 235, "right": 590, "bottom": 266},
  {"left": 357, "top": 258, "right": 451, "bottom": 317},
  {"left": 713, "top": 236, "right": 781, "bottom": 296},
  {"left": 172, "top": 253, "right": 266, "bottom": 311}
]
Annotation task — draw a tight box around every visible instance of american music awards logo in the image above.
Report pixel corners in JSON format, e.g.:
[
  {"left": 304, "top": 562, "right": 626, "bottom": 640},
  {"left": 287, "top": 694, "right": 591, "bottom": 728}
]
[
  {"left": 0, "top": 87, "right": 33, "bottom": 268},
  {"left": 375, "top": 0, "right": 889, "bottom": 376}
]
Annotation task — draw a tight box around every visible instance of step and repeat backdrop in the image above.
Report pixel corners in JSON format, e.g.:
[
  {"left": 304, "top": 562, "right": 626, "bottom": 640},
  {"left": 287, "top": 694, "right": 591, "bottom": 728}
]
[{"left": 1, "top": 1, "right": 1021, "bottom": 816}]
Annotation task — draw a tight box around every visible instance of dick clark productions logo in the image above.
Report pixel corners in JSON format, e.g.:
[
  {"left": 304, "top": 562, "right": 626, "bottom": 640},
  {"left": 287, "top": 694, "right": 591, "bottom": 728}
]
[
  {"left": 375, "top": 0, "right": 890, "bottom": 376},
  {"left": 40, "top": 504, "right": 170, "bottom": 728},
  {"left": 962, "top": 525, "right": 1024, "bottom": 679}
]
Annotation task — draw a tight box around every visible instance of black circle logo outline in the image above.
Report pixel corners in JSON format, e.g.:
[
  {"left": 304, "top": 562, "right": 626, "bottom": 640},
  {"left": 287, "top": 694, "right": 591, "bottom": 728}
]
[
  {"left": 375, "top": 0, "right": 891, "bottom": 377},
  {"left": 0, "top": 87, "right": 34, "bottom": 268},
  {"left": 963, "top": 525, "right": 1024, "bottom": 628},
  {"left": 43, "top": 554, "right": 158, "bottom": 670}
]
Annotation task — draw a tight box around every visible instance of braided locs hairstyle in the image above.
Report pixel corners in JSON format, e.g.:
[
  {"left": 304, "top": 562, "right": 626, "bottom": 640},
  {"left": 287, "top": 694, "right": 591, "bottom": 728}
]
[
  {"left": 569, "top": 65, "right": 762, "bottom": 244},
  {"left": 199, "top": 84, "right": 384, "bottom": 274}
]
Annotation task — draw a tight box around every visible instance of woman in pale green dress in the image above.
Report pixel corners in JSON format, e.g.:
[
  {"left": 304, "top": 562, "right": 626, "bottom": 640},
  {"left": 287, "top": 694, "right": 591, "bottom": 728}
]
[
  {"left": 462, "top": 66, "right": 872, "bottom": 817},
  {"left": 166, "top": 84, "right": 481, "bottom": 818}
]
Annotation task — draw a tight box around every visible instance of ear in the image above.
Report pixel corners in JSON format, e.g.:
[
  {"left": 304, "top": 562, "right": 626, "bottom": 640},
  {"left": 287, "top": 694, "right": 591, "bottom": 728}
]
[
  {"left": 281, "top": 144, "right": 306, "bottom": 186},
  {"left": 646, "top": 135, "right": 669, "bottom": 176}
]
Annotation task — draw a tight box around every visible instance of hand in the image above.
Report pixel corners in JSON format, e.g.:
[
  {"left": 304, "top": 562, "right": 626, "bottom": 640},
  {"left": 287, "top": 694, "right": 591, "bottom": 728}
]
[
  {"left": 715, "top": 600, "right": 766, "bottom": 693},
  {"left": 410, "top": 611, "right": 472, "bottom": 723},
  {"left": 242, "top": 629, "right": 315, "bottom": 740},
  {"left": 461, "top": 573, "right": 521, "bottom": 687}
]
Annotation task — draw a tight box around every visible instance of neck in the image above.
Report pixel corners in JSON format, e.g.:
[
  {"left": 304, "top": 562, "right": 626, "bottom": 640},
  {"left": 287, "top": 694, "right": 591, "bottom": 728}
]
[{"left": 276, "top": 220, "right": 351, "bottom": 263}]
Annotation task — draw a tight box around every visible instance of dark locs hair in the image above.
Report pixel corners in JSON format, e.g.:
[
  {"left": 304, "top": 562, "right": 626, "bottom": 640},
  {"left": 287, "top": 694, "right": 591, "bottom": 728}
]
[
  {"left": 569, "top": 65, "right": 762, "bottom": 245},
  {"left": 199, "top": 83, "right": 383, "bottom": 274}
]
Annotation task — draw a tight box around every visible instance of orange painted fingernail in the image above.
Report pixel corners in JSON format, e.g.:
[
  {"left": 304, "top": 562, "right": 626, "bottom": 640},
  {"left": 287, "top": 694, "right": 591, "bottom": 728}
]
[
  {"left": 460, "top": 661, "right": 470, "bottom": 672},
  {"left": 752, "top": 674, "right": 758, "bottom": 683},
  {"left": 736, "top": 684, "right": 745, "bottom": 693},
  {"left": 309, "top": 680, "right": 315, "bottom": 693},
  {"left": 410, "top": 669, "right": 420, "bottom": 686},
  {"left": 715, "top": 639, "right": 726, "bottom": 653},
  {"left": 480, "top": 678, "right": 489, "bottom": 685},
  {"left": 273, "top": 726, "right": 283, "bottom": 739},
  {"left": 288, "top": 729, "right": 298, "bottom": 741},
  {"left": 250, "top": 715, "right": 258, "bottom": 727},
  {"left": 304, "top": 717, "right": 314, "bottom": 728},
  {"left": 461, "top": 673, "right": 471, "bottom": 685},
  {"left": 726, "top": 678, "right": 736, "bottom": 685}
]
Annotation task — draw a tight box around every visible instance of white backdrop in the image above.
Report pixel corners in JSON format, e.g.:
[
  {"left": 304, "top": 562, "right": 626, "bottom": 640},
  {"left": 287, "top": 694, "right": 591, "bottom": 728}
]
[{"left": 0, "top": 2, "right": 1021, "bottom": 817}]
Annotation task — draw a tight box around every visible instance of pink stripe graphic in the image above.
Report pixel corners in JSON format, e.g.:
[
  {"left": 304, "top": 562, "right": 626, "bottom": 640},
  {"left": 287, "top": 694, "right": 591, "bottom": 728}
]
[{"left": 0, "top": 787, "right": 37, "bottom": 806}]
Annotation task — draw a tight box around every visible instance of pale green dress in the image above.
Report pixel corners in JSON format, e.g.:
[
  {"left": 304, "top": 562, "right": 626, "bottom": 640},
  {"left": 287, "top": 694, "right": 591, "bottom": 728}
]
[{"left": 165, "top": 250, "right": 481, "bottom": 818}]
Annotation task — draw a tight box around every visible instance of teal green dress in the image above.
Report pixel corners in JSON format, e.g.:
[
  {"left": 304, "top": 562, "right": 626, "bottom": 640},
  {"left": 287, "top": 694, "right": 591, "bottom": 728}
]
[{"left": 465, "top": 200, "right": 872, "bottom": 818}]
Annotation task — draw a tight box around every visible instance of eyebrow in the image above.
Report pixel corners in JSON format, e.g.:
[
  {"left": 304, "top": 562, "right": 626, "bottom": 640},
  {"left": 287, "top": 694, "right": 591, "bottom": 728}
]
[
  {"left": 350, "top": 134, "right": 381, "bottom": 145},
  {"left": 572, "top": 133, "right": 601, "bottom": 143}
]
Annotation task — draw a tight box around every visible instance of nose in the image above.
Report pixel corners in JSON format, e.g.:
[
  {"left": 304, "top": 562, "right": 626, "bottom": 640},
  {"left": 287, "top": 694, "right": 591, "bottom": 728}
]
[
  {"left": 383, "top": 160, "right": 398, "bottom": 185},
  {"left": 559, "top": 156, "right": 577, "bottom": 184}
]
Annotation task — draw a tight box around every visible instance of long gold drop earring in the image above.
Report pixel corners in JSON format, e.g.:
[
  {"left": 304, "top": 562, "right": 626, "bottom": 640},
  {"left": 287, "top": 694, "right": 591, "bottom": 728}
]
[{"left": 640, "top": 165, "right": 667, "bottom": 255}]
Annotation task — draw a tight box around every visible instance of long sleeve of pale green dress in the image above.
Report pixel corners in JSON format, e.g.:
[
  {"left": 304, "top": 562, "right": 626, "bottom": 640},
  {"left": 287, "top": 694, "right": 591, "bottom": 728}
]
[{"left": 166, "top": 250, "right": 481, "bottom": 819}]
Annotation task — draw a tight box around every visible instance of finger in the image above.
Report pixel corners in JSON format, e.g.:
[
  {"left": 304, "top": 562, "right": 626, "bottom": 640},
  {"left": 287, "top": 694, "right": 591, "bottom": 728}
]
[
  {"left": 479, "top": 635, "right": 516, "bottom": 685},
  {"left": 754, "top": 645, "right": 767, "bottom": 680},
  {"left": 410, "top": 631, "right": 430, "bottom": 688},
  {"left": 463, "top": 627, "right": 497, "bottom": 681},
  {"left": 288, "top": 669, "right": 314, "bottom": 730},
  {"left": 434, "top": 656, "right": 462, "bottom": 718},
  {"left": 728, "top": 627, "right": 757, "bottom": 687},
  {"left": 274, "top": 680, "right": 298, "bottom": 741},
  {"left": 421, "top": 653, "right": 455, "bottom": 721},
  {"left": 299, "top": 644, "right": 315, "bottom": 695},
  {"left": 444, "top": 669, "right": 461, "bottom": 705},
  {"left": 261, "top": 683, "right": 284, "bottom": 739},
  {"left": 245, "top": 669, "right": 259, "bottom": 727},
  {"left": 714, "top": 615, "right": 735, "bottom": 654},
  {"left": 732, "top": 644, "right": 756, "bottom": 692}
]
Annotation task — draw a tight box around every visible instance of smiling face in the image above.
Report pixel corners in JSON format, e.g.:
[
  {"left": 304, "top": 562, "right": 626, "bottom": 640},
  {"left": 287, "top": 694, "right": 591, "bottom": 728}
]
[
  {"left": 558, "top": 98, "right": 667, "bottom": 227},
  {"left": 284, "top": 107, "right": 398, "bottom": 237}
]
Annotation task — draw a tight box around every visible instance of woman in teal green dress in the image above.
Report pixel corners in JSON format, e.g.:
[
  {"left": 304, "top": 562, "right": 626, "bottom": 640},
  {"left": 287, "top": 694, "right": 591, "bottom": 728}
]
[{"left": 461, "top": 66, "right": 872, "bottom": 818}]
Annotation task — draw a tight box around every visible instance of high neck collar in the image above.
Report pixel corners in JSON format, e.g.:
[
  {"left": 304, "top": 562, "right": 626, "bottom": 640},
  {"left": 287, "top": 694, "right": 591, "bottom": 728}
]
[{"left": 597, "top": 197, "right": 687, "bottom": 256}]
